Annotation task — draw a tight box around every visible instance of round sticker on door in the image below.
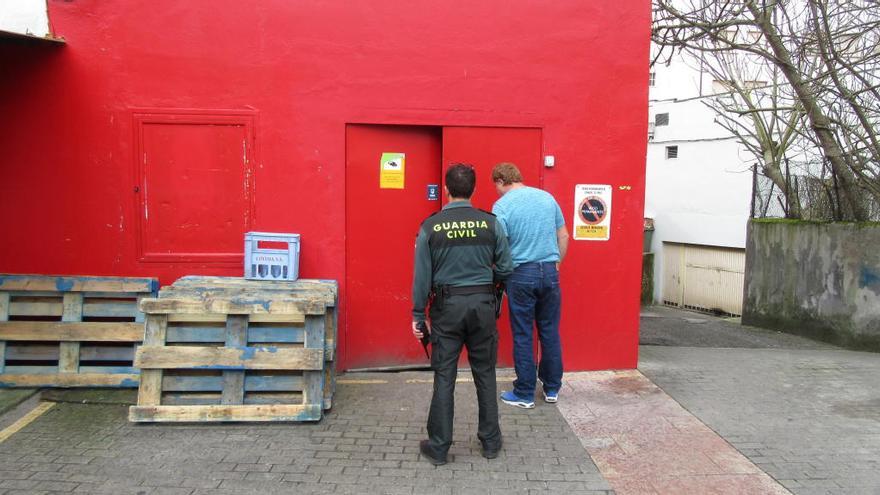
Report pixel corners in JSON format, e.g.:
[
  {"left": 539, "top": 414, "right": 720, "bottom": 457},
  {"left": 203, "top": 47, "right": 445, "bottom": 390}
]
[{"left": 578, "top": 196, "right": 607, "bottom": 225}]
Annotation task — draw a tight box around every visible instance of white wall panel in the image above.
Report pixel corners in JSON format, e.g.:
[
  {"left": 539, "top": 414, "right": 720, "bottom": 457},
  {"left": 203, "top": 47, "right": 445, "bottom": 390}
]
[{"left": 1, "top": 0, "right": 51, "bottom": 38}]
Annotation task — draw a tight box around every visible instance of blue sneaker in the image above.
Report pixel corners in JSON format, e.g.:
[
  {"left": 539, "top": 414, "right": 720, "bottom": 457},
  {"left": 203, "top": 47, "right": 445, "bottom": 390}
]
[
  {"left": 500, "top": 390, "right": 535, "bottom": 409},
  {"left": 538, "top": 379, "right": 559, "bottom": 403}
]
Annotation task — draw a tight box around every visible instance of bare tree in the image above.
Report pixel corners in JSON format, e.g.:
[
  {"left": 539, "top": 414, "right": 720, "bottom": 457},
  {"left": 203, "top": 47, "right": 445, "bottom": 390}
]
[
  {"left": 696, "top": 41, "right": 807, "bottom": 217},
  {"left": 653, "top": 0, "right": 880, "bottom": 221}
]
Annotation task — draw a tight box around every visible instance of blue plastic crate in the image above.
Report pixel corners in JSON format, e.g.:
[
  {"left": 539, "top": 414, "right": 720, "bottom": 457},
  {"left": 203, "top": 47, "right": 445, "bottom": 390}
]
[{"left": 244, "top": 232, "right": 300, "bottom": 281}]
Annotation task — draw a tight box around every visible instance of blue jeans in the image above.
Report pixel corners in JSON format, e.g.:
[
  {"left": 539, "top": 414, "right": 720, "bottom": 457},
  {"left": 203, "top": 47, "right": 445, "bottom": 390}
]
[{"left": 507, "top": 262, "right": 563, "bottom": 399}]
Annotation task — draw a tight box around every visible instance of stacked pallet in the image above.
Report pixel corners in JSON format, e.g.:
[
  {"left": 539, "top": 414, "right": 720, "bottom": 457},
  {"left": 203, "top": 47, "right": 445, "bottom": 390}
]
[
  {"left": 166, "top": 276, "right": 338, "bottom": 410},
  {"left": 0, "top": 274, "right": 158, "bottom": 388},
  {"left": 129, "top": 276, "right": 337, "bottom": 422}
]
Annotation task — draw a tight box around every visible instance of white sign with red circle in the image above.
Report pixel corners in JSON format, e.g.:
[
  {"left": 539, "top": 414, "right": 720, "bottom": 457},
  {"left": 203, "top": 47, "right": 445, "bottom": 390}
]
[{"left": 573, "top": 184, "right": 612, "bottom": 241}]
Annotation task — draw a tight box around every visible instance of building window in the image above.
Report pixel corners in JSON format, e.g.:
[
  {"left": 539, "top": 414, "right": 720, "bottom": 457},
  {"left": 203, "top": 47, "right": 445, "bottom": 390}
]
[
  {"left": 712, "top": 79, "right": 733, "bottom": 94},
  {"left": 655, "top": 113, "right": 669, "bottom": 126},
  {"left": 649, "top": 72, "right": 656, "bottom": 87},
  {"left": 713, "top": 79, "right": 768, "bottom": 94},
  {"left": 720, "top": 28, "right": 738, "bottom": 43},
  {"left": 666, "top": 145, "right": 678, "bottom": 159},
  {"left": 747, "top": 30, "right": 763, "bottom": 44},
  {"left": 743, "top": 80, "right": 767, "bottom": 90}
]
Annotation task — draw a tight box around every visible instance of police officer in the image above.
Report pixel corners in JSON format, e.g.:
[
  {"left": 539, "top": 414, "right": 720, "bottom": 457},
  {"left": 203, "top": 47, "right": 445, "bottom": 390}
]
[{"left": 412, "top": 163, "right": 513, "bottom": 466}]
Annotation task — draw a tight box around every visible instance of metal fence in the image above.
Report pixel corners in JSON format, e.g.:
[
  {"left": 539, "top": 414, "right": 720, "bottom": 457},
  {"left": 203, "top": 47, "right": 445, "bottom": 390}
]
[{"left": 750, "top": 163, "right": 880, "bottom": 221}]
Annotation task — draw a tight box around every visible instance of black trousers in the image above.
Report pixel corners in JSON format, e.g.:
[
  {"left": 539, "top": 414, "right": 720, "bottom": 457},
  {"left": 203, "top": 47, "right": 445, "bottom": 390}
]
[{"left": 425, "top": 292, "right": 501, "bottom": 456}]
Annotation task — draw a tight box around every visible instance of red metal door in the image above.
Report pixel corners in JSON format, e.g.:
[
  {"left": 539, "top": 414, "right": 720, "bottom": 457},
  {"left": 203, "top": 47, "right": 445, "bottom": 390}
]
[
  {"left": 345, "top": 125, "right": 442, "bottom": 369},
  {"left": 442, "top": 126, "right": 543, "bottom": 367}
]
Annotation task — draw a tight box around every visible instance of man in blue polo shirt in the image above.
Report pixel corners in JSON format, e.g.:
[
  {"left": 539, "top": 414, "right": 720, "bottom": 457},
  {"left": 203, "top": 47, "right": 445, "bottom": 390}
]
[{"left": 491, "top": 162, "right": 568, "bottom": 408}]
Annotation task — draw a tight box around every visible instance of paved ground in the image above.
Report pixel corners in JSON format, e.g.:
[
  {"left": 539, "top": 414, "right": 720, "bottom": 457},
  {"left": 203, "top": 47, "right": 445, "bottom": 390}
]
[
  {"left": 639, "top": 305, "right": 837, "bottom": 350},
  {"left": 1, "top": 306, "right": 877, "bottom": 494},
  {"left": 559, "top": 370, "right": 787, "bottom": 495},
  {"left": 640, "top": 346, "right": 880, "bottom": 495},
  {"left": 639, "top": 305, "right": 880, "bottom": 495},
  {"left": 0, "top": 372, "right": 611, "bottom": 495},
  {"left": 0, "top": 390, "right": 37, "bottom": 418}
]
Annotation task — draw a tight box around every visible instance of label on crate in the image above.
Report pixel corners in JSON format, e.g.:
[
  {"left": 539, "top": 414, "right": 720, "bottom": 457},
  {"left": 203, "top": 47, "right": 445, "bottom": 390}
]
[{"left": 253, "top": 254, "right": 288, "bottom": 263}]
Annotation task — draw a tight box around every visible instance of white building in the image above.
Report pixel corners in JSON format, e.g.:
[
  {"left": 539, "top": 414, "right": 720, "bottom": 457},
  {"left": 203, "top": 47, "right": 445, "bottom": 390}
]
[
  {"left": 645, "top": 53, "right": 753, "bottom": 316},
  {"left": 0, "top": 0, "right": 60, "bottom": 41}
]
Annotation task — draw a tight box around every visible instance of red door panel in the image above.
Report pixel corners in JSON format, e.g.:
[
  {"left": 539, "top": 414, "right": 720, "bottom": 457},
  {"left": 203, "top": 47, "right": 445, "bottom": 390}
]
[
  {"left": 442, "top": 126, "right": 543, "bottom": 368},
  {"left": 345, "top": 125, "right": 442, "bottom": 369},
  {"left": 136, "top": 114, "right": 255, "bottom": 263},
  {"left": 442, "top": 127, "right": 542, "bottom": 211}
]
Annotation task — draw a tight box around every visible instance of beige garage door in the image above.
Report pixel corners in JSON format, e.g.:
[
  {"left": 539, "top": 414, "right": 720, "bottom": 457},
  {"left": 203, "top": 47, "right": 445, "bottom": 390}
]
[{"left": 662, "top": 243, "right": 745, "bottom": 317}]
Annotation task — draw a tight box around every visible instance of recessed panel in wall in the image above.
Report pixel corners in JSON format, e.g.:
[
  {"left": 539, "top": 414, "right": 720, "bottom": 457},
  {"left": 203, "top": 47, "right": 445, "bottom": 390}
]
[{"left": 134, "top": 111, "right": 255, "bottom": 263}]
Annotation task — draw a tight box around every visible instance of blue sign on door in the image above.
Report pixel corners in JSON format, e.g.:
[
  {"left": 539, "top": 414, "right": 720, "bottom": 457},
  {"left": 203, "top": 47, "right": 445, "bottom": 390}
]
[{"left": 427, "top": 184, "right": 439, "bottom": 201}]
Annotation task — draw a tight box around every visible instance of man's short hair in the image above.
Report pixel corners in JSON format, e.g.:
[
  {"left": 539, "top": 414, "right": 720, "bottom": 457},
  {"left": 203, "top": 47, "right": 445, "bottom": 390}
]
[
  {"left": 492, "top": 162, "right": 523, "bottom": 185},
  {"left": 445, "top": 163, "right": 476, "bottom": 199}
]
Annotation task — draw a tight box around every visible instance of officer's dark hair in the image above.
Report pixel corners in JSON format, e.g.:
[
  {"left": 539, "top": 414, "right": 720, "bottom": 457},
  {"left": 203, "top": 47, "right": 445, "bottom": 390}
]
[{"left": 445, "top": 163, "right": 476, "bottom": 199}]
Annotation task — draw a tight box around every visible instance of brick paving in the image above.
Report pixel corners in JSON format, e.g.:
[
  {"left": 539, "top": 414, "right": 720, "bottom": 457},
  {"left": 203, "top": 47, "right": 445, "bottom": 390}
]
[
  {"left": 640, "top": 346, "right": 880, "bottom": 495},
  {"left": 3, "top": 308, "right": 878, "bottom": 495},
  {"left": 0, "top": 371, "right": 611, "bottom": 495}
]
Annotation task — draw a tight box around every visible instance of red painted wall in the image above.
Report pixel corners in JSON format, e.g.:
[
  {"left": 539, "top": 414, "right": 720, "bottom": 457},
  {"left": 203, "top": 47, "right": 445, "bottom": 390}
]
[{"left": 0, "top": 0, "right": 650, "bottom": 370}]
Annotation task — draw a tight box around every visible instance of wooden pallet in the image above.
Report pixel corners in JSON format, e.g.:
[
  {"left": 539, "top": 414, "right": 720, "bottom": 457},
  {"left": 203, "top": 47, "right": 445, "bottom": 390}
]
[
  {"left": 129, "top": 282, "right": 335, "bottom": 422},
  {"left": 161, "top": 276, "right": 337, "bottom": 410},
  {"left": 0, "top": 274, "right": 158, "bottom": 388},
  {"left": 168, "top": 276, "right": 337, "bottom": 306}
]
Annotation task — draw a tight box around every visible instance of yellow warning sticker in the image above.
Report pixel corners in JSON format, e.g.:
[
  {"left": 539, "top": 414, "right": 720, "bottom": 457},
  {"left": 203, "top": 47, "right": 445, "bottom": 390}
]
[
  {"left": 576, "top": 225, "right": 609, "bottom": 239},
  {"left": 380, "top": 152, "right": 405, "bottom": 189}
]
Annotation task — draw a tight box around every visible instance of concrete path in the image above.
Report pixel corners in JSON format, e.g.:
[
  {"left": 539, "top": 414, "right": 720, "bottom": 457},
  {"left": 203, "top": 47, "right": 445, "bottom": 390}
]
[
  {"left": 640, "top": 346, "right": 880, "bottom": 495},
  {"left": 559, "top": 370, "right": 788, "bottom": 495},
  {"left": 639, "top": 305, "right": 836, "bottom": 350}
]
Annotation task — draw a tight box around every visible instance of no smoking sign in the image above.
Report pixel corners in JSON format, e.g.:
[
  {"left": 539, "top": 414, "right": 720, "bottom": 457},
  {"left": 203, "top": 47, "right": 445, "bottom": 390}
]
[{"left": 578, "top": 196, "right": 607, "bottom": 225}]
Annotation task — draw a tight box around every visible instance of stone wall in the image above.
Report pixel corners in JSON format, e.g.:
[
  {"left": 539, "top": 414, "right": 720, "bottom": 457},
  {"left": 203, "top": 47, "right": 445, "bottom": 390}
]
[
  {"left": 641, "top": 252, "right": 654, "bottom": 305},
  {"left": 743, "top": 220, "right": 880, "bottom": 350}
]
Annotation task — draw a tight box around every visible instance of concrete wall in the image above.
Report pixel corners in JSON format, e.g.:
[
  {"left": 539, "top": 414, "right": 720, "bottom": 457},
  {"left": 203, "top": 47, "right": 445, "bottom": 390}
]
[
  {"left": 0, "top": 0, "right": 650, "bottom": 371},
  {"left": 645, "top": 137, "right": 751, "bottom": 250},
  {"left": 743, "top": 220, "right": 880, "bottom": 350},
  {"left": 650, "top": 54, "right": 708, "bottom": 101},
  {"left": 641, "top": 252, "right": 654, "bottom": 305}
]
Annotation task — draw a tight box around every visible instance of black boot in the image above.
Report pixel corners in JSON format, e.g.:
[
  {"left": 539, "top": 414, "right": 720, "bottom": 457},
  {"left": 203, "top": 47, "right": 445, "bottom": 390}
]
[
  {"left": 419, "top": 440, "right": 448, "bottom": 466},
  {"left": 481, "top": 438, "right": 502, "bottom": 459}
]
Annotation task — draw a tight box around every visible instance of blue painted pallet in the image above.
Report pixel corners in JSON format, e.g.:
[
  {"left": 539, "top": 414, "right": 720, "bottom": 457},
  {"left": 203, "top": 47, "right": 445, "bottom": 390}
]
[
  {"left": 160, "top": 277, "right": 337, "bottom": 410},
  {"left": 130, "top": 287, "right": 333, "bottom": 423},
  {"left": 0, "top": 274, "right": 157, "bottom": 388}
]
